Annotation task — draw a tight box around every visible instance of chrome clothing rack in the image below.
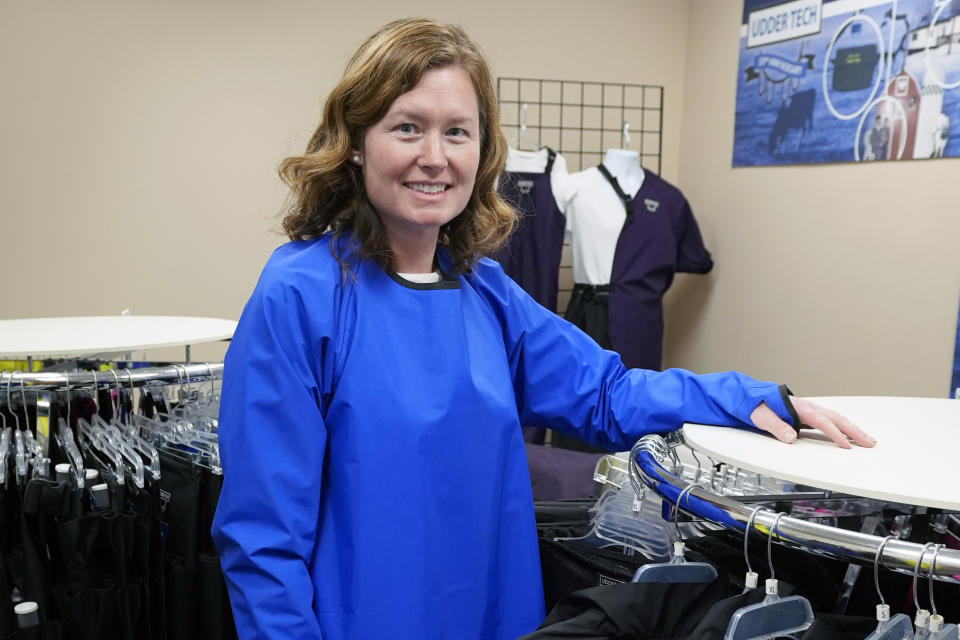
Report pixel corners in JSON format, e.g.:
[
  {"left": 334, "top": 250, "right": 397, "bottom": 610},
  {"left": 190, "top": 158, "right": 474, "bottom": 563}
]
[
  {"left": 632, "top": 434, "right": 960, "bottom": 581},
  {"left": 0, "top": 362, "right": 223, "bottom": 390}
]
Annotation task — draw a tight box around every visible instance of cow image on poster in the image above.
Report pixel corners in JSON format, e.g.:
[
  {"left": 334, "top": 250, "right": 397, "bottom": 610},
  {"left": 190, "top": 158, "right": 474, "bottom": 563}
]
[
  {"left": 769, "top": 88, "right": 816, "bottom": 154},
  {"left": 932, "top": 113, "right": 950, "bottom": 158}
]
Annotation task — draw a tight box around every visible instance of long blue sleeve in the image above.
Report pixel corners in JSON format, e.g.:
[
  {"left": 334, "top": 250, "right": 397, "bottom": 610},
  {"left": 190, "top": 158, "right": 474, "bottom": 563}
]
[
  {"left": 471, "top": 259, "right": 794, "bottom": 451},
  {"left": 212, "top": 246, "right": 336, "bottom": 639}
]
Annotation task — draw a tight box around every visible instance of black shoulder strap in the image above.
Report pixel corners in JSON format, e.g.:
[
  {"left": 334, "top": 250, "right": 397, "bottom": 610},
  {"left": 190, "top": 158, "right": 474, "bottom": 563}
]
[
  {"left": 596, "top": 164, "right": 633, "bottom": 215},
  {"left": 543, "top": 147, "right": 557, "bottom": 174}
]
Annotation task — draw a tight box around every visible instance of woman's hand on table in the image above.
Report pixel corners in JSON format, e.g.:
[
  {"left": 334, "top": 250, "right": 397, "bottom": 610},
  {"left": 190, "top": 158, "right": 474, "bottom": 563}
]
[{"left": 750, "top": 396, "right": 877, "bottom": 449}]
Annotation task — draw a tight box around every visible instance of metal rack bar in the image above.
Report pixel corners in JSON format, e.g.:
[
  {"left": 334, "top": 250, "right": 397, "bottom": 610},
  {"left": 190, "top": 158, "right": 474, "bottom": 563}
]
[
  {"left": 0, "top": 362, "right": 223, "bottom": 390},
  {"left": 632, "top": 434, "right": 960, "bottom": 581}
]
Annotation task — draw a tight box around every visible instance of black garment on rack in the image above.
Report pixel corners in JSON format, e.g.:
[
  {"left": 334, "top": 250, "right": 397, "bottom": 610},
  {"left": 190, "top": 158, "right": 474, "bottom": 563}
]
[
  {"left": 564, "top": 284, "right": 613, "bottom": 351},
  {"left": 0, "top": 389, "right": 237, "bottom": 639},
  {"left": 11, "top": 470, "right": 151, "bottom": 640},
  {"left": 684, "top": 531, "right": 846, "bottom": 613},
  {"left": 534, "top": 498, "right": 596, "bottom": 532},
  {"left": 534, "top": 519, "right": 910, "bottom": 624},
  {"left": 800, "top": 614, "right": 877, "bottom": 639},
  {"left": 158, "top": 450, "right": 235, "bottom": 640},
  {"left": 537, "top": 539, "right": 652, "bottom": 612},
  {"left": 519, "top": 575, "right": 776, "bottom": 639},
  {"left": 555, "top": 284, "right": 617, "bottom": 454}
]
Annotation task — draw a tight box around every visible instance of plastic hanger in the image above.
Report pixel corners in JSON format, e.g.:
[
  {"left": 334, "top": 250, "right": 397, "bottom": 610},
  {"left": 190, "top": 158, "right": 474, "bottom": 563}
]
[
  {"left": 13, "top": 429, "right": 28, "bottom": 484},
  {"left": 106, "top": 370, "right": 160, "bottom": 482},
  {"left": 631, "top": 483, "right": 719, "bottom": 583},
  {"left": 134, "top": 411, "right": 221, "bottom": 474},
  {"left": 77, "top": 371, "right": 127, "bottom": 485},
  {"left": 923, "top": 545, "right": 957, "bottom": 638},
  {"left": 553, "top": 486, "right": 670, "bottom": 558},
  {"left": 57, "top": 419, "right": 85, "bottom": 489},
  {"left": 593, "top": 454, "right": 629, "bottom": 489},
  {"left": 21, "top": 429, "right": 46, "bottom": 479},
  {"left": 863, "top": 535, "right": 914, "bottom": 640},
  {"left": 0, "top": 415, "right": 10, "bottom": 486},
  {"left": 0, "top": 402, "right": 13, "bottom": 487},
  {"left": 723, "top": 512, "right": 815, "bottom": 640},
  {"left": 595, "top": 487, "right": 674, "bottom": 558},
  {"left": 519, "top": 103, "right": 530, "bottom": 151},
  {"left": 90, "top": 413, "right": 144, "bottom": 488},
  {"left": 911, "top": 542, "right": 936, "bottom": 639},
  {"left": 6, "top": 374, "right": 30, "bottom": 484},
  {"left": 52, "top": 372, "right": 85, "bottom": 489},
  {"left": 509, "top": 103, "right": 537, "bottom": 152},
  {"left": 15, "top": 377, "right": 49, "bottom": 479},
  {"left": 109, "top": 366, "right": 219, "bottom": 474},
  {"left": 88, "top": 371, "right": 144, "bottom": 488},
  {"left": 564, "top": 448, "right": 676, "bottom": 558},
  {"left": 78, "top": 415, "right": 125, "bottom": 485},
  {"left": 194, "top": 363, "right": 221, "bottom": 416},
  {"left": 14, "top": 376, "right": 38, "bottom": 479}
]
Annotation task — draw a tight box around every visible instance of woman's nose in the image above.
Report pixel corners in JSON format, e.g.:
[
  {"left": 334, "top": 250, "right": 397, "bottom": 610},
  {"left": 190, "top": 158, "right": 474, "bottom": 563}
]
[{"left": 418, "top": 133, "right": 447, "bottom": 169}]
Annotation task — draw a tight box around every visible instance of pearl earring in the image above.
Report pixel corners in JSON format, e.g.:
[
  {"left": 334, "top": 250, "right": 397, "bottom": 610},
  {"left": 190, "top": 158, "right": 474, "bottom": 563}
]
[{"left": 352, "top": 153, "right": 362, "bottom": 165}]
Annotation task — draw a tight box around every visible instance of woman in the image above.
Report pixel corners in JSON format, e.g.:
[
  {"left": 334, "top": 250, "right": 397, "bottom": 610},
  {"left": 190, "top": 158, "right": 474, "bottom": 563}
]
[{"left": 211, "top": 18, "right": 874, "bottom": 640}]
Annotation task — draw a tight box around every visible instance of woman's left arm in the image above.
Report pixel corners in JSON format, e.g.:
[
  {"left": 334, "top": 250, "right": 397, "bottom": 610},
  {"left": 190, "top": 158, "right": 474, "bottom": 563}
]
[{"left": 483, "top": 263, "right": 875, "bottom": 450}]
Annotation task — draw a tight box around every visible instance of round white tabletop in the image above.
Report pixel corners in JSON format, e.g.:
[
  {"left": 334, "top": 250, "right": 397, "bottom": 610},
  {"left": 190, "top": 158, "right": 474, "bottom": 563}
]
[
  {"left": 0, "top": 316, "right": 237, "bottom": 358},
  {"left": 682, "top": 396, "right": 960, "bottom": 510}
]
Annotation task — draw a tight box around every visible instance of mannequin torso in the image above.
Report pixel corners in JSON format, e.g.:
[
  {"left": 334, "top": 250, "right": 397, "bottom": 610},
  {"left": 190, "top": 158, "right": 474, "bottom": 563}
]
[{"left": 601, "top": 149, "right": 644, "bottom": 197}]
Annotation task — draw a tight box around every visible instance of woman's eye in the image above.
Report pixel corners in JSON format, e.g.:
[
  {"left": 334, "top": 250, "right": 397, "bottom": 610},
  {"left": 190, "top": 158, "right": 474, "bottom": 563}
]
[
  {"left": 447, "top": 127, "right": 466, "bottom": 137},
  {"left": 397, "top": 123, "right": 417, "bottom": 134}
]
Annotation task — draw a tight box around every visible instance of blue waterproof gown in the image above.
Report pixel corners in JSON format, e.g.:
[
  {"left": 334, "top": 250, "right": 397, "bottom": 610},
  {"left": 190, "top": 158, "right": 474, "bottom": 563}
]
[{"left": 211, "top": 234, "right": 796, "bottom": 640}]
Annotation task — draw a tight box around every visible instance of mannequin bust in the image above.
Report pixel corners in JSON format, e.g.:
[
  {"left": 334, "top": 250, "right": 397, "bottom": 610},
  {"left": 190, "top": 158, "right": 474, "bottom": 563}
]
[{"left": 601, "top": 148, "right": 645, "bottom": 197}]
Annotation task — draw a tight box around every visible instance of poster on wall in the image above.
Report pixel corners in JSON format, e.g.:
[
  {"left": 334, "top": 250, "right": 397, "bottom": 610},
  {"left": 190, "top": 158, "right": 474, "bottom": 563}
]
[{"left": 734, "top": 0, "right": 960, "bottom": 166}]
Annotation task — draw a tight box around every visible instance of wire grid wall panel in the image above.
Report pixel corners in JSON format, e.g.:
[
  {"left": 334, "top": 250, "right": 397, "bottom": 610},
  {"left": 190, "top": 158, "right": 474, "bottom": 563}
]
[
  {"left": 497, "top": 78, "right": 665, "bottom": 311},
  {"left": 497, "top": 77, "right": 664, "bottom": 173}
]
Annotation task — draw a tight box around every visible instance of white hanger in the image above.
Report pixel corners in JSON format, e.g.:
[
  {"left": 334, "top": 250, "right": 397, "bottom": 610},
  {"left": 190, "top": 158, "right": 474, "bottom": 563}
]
[
  {"left": 739, "top": 506, "right": 764, "bottom": 594},
  {"left": 923, "top": 545, "right": 957, "bottom": 638},
  {"left": 910, "top": 542, "right": 936, "bottom": 638},
  {"left": 860, "top": 535, "right": 915, "bottom": 640}
]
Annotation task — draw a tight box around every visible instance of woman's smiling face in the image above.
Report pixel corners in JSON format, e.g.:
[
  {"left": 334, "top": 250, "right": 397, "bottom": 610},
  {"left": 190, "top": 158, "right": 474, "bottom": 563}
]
[{"left": 359, "top": 65, "right": 481, "bottom": 248}]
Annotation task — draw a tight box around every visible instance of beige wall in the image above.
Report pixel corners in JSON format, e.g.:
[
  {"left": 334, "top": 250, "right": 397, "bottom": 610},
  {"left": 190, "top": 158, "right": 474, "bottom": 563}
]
[
  {"left": 0, "top": 0, "right": 691, "bottom": 362},
  {"left": 665, "top": 0, "right": 960, "bottom": 397},
  {"left": 2, "top": 2, "right": 957, "bottom": 396}
]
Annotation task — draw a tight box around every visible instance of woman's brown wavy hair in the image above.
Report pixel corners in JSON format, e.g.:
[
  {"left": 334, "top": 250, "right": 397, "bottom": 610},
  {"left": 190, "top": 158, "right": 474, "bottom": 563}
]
[{"left": 279, "top": 18, "right": 514, "bottom": 275}]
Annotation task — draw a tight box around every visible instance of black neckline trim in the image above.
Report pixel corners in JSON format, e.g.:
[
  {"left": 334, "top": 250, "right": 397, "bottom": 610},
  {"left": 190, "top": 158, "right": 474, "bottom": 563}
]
[{"left": 385, "top": 269, "right": 460, "bottom": 290}]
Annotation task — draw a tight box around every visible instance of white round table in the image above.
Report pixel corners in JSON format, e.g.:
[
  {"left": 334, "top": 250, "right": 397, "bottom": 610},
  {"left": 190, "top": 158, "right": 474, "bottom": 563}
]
[
  {"left": 0, "top": 316, "right": 237, "bottom": 359},
  {"left": 682, "top": 396, "right": 960, "bottom": 510}
]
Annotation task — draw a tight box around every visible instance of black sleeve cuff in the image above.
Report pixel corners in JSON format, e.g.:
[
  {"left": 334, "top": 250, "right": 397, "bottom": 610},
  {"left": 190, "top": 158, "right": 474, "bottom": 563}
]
[{"left": 779, "top": 384, "right": 801, "bottom": 432}]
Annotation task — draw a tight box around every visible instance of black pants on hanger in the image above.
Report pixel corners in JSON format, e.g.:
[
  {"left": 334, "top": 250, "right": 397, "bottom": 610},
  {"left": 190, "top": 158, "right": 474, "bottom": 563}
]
[{"left": 158, "top": 451, "right": 235, "bottom": 640}]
